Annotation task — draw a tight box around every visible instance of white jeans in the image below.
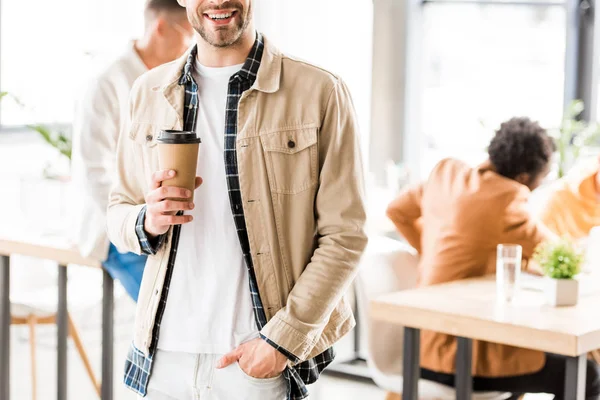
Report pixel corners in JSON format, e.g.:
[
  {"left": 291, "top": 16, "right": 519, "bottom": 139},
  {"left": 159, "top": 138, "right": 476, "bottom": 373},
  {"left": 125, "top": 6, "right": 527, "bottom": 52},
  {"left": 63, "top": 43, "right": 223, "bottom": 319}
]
[{"left": 142, "top": 350, "right": 287, "bottom": 400}]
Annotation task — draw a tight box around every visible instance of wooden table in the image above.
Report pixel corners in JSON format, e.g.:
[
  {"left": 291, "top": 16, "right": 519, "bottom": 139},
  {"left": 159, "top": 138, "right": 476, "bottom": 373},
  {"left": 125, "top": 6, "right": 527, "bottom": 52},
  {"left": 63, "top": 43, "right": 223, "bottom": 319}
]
[
  {"left": 0, "top": 232, "right": 115, "bottom": 400},
  {"left": 371, "top": 276, "right": 600, "bottom": 400}
]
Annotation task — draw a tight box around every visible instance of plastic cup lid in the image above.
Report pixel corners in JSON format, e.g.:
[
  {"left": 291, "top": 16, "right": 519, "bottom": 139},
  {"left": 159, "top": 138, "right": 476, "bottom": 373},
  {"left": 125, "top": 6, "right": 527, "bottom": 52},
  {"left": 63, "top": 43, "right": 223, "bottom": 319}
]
[{"left": 157, "top": 130, "right": 201, "bottom": 144}]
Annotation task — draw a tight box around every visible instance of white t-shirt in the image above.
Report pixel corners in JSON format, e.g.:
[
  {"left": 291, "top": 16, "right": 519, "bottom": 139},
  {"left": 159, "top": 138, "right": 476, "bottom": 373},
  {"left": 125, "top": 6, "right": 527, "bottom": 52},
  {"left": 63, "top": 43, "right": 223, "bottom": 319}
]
[{"left": 157, "top": 60, "right": 259, "bottom": 354}]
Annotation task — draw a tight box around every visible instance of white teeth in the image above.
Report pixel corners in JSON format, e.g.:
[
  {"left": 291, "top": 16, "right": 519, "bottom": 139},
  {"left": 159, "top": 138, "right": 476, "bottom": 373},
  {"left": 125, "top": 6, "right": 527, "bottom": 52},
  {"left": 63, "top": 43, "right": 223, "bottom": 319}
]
[{"left": 208, "top": 12, "right": 232, "bottom": 20}]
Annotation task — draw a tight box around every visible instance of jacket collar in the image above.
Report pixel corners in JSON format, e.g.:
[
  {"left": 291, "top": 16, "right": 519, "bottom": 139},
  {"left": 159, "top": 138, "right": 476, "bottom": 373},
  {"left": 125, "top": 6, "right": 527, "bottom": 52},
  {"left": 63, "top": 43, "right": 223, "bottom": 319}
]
[
  {"left": 162, "top": 32, "right": 281, "bottom": 101},
  {"left": 252, "top": 33, "right": 281, "bottom": 93},
  {"left": 477, "top": 159, "right": 528, "bottom": 193}
]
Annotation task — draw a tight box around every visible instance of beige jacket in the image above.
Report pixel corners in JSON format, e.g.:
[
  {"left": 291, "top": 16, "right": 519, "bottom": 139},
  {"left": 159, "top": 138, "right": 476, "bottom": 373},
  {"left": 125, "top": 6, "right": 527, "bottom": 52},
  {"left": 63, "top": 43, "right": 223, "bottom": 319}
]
[{"left": 107, "top": 36, "right": 368, "bottom": 361}]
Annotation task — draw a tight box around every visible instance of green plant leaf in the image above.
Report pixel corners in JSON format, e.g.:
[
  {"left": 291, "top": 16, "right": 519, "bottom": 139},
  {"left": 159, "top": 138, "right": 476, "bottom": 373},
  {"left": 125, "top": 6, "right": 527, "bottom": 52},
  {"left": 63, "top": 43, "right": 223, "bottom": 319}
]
[
  {"left": 565, "top": 100, "right": 585, "bottom": 121},
  {"left": 27, "top": 124, "right": 72, "bottom": 161},
  {"left": 28, "top": 124, "right": 54, "bottom": 145},
  {"left": 581, "top": 124, "right": 600, "bottom": 146},
  {"left": 533, "top": 238, "right": 583, "bottom": 279},
  {"left": 553, "top": 99, "right": 600, "bottom": 177}
]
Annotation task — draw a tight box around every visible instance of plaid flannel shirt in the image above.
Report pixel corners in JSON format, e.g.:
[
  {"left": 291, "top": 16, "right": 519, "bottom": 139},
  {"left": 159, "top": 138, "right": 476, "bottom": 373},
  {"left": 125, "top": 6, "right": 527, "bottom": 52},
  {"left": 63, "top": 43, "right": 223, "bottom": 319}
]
[{"left": 125, "top": 33, "right": 335, "bottom": 399}]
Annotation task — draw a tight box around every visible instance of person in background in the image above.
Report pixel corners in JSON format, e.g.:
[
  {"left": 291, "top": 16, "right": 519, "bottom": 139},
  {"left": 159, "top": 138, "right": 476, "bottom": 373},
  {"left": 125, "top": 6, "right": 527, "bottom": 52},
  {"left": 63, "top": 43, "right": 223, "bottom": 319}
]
[
  {"left": 539, "top": 157, "right": 600, "bottom": 240},
  {"left": 387, "top": 117, "right": 600, "bottom": 397},
  {"left": 71, "top": 0, "right": 193, "bottom": 301},
  {"left": 540, "top": 158, "right": 600, "bottom": 369}
]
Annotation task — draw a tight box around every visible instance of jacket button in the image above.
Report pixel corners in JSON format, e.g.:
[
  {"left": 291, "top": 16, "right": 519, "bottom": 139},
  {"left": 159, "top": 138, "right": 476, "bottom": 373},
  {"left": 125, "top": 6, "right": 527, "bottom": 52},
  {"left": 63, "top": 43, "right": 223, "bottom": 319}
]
[
  {"left": 146, "top": 134, "right": 153, "bottom": 141},
  {"left": 287, "top": 140, "right": 296, "bottom": 149}
]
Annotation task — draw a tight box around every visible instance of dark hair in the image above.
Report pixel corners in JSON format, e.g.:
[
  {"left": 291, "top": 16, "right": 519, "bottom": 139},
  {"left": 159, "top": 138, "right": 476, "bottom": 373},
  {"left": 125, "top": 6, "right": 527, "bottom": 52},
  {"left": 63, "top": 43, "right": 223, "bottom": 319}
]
[
  {"left": 145, "top": 0, "right": 186, "bottom": 13},
  {"left": 488, "top": 117, "right": 556, "bottom": 180}
]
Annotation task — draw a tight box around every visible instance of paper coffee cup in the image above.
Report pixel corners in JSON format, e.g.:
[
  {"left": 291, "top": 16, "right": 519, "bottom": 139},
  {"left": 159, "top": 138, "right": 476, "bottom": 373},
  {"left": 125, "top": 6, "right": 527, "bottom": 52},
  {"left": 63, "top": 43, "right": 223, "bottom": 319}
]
[{"left": 156, "top": 130, "right": 201, "bottom": 201}]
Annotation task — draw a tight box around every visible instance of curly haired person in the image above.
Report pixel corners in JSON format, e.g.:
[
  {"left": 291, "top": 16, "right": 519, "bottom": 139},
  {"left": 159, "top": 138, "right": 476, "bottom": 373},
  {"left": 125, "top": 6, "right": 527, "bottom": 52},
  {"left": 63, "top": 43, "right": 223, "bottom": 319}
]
[{"left": 387, "top": 117, "right": 600, "bottom": 398}]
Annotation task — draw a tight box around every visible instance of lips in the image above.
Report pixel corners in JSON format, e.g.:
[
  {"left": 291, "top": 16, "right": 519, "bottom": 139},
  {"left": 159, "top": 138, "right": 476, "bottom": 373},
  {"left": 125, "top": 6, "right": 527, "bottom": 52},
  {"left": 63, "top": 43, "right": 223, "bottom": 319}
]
[{"left": 203, "top": 10, "right": 237, "bottom": 25}]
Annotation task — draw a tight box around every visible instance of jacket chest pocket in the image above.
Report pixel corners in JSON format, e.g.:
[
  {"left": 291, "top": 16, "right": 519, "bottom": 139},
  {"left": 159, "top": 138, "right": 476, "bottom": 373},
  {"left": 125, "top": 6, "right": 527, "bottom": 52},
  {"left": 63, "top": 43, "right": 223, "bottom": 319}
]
[
  {"left": 260, "top": 128, "right": 318, "bottom": 195},
  {"left": 131, "top": 122, "right": 169, "bottom": 149},
  {"left": 131, "top": 122, "right": 177, "bottom": 176}
]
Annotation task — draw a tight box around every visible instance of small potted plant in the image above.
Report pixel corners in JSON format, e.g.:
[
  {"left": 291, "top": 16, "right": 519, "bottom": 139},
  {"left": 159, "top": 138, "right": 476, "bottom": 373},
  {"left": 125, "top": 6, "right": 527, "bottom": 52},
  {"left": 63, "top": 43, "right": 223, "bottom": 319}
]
[{"left": 534, "top": 238, "right": 584, "bottom": 307}]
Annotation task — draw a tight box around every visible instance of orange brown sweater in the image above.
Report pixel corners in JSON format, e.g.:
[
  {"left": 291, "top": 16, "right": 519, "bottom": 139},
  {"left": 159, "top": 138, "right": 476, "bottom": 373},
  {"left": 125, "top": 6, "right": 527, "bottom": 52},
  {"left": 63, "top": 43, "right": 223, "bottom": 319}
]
[
  {"left": 540, "top": 163, "right": 600, "bottom": 239},
  {"left": 387, "top": 158, "right": 555, "bottom": 377}
]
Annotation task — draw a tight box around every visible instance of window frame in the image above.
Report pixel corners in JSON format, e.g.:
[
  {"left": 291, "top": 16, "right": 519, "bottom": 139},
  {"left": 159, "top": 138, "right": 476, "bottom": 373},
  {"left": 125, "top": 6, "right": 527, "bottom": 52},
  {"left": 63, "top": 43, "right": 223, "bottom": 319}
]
[
  {"left": 420, "top": 0, "right": 594, "bottom": 119},
  {"left": 0, "top": 0, "right": 3, "bottom": 129},
  {"left": 369, "top": 0, "right": 596, "bottom": 182}
]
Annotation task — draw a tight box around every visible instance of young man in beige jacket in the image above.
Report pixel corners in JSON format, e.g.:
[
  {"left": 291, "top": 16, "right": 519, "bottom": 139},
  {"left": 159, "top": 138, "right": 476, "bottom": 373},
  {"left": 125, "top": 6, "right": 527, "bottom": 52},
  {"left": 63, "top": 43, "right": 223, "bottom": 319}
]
[{"left": 106, "top": 0, "right": 367, "bottom": 399}]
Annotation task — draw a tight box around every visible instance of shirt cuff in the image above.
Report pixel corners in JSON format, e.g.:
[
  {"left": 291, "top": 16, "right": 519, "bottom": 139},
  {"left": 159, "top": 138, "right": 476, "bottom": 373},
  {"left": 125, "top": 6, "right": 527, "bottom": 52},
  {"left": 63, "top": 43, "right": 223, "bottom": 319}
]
[
  {"left": 135, "top": 205, "right": 166, "bottom": 255},
  {"left": 260, "top": 333, "right": 301, "bottom": 365}
]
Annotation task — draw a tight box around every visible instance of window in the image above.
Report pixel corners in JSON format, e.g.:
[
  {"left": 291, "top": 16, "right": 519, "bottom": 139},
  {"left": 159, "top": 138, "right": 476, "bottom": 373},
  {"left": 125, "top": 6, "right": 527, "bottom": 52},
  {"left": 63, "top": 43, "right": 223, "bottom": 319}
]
[
  {"left": 420, "top": 1, "right": 566, "bottom": 176},
  {"left": 0, "top": 0, "right": 144, "bottom": 127}
]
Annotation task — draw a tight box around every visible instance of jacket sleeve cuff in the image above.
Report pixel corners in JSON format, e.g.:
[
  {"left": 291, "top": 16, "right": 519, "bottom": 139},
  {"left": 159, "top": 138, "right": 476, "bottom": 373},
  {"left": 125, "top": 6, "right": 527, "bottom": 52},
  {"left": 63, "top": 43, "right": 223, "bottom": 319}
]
[
  {"left": 260, "top": 315, "right": 317, "bottom": 362},
  {"left": 260, "top": 334, "right": 301, "bottom": 364},
  {"left": 134, "top": 206, "right": 166, "bottom": 255}
]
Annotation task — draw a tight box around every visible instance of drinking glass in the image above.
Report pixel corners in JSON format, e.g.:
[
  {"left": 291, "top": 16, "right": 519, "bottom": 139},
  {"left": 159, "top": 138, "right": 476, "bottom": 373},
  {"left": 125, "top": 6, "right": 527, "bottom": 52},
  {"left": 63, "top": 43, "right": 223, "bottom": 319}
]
[{"left": 496, "top": 244, "right": 522, "bottom": 302}]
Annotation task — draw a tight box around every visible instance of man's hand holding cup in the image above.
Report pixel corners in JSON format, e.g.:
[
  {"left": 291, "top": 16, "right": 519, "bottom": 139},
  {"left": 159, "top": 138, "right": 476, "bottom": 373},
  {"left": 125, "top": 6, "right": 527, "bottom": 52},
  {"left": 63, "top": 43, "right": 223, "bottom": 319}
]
[
  {"left": 144, "top": 170, "right": 203, "bottom": 238},
  {"left": 144, "top": 129, "right": 203, "bottom": 238}
]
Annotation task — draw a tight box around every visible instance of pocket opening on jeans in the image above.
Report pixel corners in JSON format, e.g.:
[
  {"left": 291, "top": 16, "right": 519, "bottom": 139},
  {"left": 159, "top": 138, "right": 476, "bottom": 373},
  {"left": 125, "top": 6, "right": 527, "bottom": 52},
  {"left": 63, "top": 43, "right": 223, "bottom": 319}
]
[{"left": 235, "top": 362, "right": 283, "bottom": 384}]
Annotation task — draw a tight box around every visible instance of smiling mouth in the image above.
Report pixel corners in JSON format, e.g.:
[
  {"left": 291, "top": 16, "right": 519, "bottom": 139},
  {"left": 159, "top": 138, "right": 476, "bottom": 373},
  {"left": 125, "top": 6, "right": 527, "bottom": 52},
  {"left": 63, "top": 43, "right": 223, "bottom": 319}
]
[{"left": 204, "top": 10, "right": 237, "bottom": 23}]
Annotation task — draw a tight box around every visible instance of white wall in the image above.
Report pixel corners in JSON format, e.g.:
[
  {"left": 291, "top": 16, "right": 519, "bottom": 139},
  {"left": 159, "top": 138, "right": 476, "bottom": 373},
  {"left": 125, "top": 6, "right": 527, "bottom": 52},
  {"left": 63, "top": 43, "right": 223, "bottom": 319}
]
[
  {"left": 1, "top": 0, "right": 145, "bottom": 125},
  {"left": 253, "top": 0, "right": 374, "bottom": 167}
]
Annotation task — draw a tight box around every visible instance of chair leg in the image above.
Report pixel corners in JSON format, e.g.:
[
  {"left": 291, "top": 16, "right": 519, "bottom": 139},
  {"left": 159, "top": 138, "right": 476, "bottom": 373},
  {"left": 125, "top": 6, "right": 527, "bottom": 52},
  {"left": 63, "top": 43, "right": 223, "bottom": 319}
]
[
  {"left": 27, "top": 315, "right": 37, "bottom": 400},
  {"left": 67, "top": 314, "right": 101, "bottom": 397},
  {"left": 385, "top": 392, "right": 401, "bottom": 400}
]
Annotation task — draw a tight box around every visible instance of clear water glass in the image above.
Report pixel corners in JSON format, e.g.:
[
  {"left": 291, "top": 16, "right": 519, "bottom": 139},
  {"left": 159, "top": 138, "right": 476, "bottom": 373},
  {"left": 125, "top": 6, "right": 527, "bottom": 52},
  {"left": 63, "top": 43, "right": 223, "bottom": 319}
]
[{"left": 496, "top": 244, "right": 523, "bottom": 302}]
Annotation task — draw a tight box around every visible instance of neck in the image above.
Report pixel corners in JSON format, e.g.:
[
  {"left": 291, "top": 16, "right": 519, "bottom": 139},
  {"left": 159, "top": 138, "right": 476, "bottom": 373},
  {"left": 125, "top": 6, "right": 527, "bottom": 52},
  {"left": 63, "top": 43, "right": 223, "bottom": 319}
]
[
  {"left": 195, "top": 28, "right": 256, "bottom": 67},
  {"left": 134, "top": 35, "right": 170, "bottom": 70}
]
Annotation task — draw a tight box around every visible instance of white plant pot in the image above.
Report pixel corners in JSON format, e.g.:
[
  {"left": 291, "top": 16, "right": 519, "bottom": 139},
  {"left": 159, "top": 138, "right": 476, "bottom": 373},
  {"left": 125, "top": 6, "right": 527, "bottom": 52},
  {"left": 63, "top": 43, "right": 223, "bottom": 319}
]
[{"left": 545, "top": 278, "right": 579, "bottom": 307}]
